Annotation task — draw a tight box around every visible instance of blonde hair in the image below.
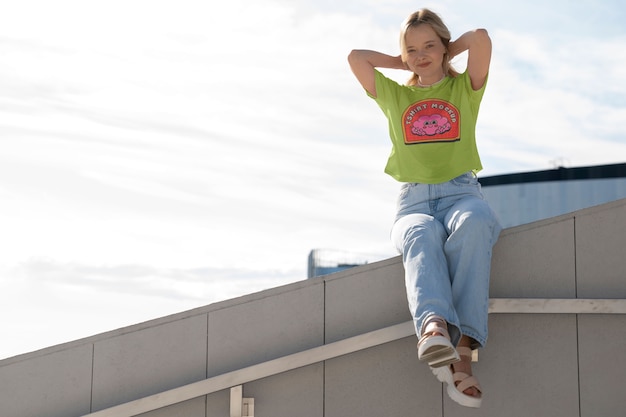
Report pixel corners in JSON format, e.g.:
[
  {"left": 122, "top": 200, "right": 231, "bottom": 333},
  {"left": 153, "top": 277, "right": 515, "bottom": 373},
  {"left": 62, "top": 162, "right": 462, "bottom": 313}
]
[{"left": 400, "top": 9, "right": 459, "bottom": 86}]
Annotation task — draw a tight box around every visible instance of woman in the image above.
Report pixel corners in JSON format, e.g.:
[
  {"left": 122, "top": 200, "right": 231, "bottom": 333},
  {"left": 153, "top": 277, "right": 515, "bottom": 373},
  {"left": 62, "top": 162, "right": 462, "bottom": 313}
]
[{"left": 348, "top": 9, "right": 502, "bottom": 408}]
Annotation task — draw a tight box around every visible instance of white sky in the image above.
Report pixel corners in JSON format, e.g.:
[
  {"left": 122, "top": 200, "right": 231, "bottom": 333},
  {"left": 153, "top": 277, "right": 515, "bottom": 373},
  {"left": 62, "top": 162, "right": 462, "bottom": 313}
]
[{"left": 1, "top": 0, "right": 625, "bottom": 359}]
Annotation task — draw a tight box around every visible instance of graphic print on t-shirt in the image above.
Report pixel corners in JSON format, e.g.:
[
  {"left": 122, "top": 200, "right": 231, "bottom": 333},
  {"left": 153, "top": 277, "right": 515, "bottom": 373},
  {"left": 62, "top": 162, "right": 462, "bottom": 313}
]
[{"left": 402, "top": 99, "right": 460, "bottom": 144}]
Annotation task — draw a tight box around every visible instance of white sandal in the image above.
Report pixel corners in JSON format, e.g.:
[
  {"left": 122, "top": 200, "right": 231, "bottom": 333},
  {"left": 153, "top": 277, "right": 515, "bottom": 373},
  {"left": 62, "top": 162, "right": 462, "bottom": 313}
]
[
  {"left": 417, "top": 317, "right": 459, "bottom": 368},
  {"left": 431, "top": 346, "right": 482, "bottom": 408}
]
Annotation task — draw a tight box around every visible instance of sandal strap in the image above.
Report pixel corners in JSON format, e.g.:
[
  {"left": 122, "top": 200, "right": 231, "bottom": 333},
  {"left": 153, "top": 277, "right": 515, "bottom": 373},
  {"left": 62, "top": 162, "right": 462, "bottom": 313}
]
[
  {"left": 456, "top": 346, "right": 473, "bottom": 359},
  {"left": 418, "top": 317, "right": 450, "bottom": 343},
  {"left": 453, "top": 373, "right": 482, "bottom": 394}
]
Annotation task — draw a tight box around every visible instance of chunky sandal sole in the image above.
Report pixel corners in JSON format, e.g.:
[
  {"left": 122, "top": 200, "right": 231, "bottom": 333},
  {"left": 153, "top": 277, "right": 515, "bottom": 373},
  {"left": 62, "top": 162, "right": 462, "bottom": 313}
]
[
  {"left": 417, "top": 317, "right": 459, "bottom": 368},
  {"left": 418, "top": 335, "right": 460, "bottom": 368}
]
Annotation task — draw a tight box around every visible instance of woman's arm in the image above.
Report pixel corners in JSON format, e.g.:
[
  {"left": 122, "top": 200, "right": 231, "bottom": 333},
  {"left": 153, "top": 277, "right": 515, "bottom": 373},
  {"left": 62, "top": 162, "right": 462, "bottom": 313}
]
[
  {"left": 347, "top": 50, "right": 406, "bottom": 97},
  {"left": 448, "top": 29, "right": 492, "bottom": 90}
]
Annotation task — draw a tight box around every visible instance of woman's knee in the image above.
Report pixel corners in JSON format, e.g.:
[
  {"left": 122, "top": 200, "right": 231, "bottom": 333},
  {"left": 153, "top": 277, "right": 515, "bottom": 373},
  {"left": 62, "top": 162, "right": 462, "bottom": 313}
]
[
  {"left": 392, "top": 214, "right": 446, "bottom": 251},
  {"left": 447, "top": 199, "right": 500, "bottom": 234}
]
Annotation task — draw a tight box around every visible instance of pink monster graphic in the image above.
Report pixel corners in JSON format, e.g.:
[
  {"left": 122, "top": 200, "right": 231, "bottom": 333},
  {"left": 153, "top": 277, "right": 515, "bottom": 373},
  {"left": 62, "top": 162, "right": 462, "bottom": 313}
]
[{"left": 411, "top": 114, "right": 451, "bottom": 136}]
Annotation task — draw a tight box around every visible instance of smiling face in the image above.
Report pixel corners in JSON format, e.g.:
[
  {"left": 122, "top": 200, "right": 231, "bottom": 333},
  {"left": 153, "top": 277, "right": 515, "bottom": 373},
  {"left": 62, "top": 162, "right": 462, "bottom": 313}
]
[{"left": 403, "top": 24, "right": 446, "bottom": 80}]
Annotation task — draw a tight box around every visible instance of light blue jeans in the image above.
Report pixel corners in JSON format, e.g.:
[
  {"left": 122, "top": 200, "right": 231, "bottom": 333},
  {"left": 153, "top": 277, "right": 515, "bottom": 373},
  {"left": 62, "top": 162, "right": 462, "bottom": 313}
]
[{"left": 391, "top": 172, "right": 502, "bottom": 349}]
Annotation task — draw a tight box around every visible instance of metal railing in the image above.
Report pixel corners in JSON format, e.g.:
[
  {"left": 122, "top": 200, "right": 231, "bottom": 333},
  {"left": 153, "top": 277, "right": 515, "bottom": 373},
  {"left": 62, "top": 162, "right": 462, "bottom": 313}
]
[{"left": 82, "top": 298, "right": 626, "bottom": 417}]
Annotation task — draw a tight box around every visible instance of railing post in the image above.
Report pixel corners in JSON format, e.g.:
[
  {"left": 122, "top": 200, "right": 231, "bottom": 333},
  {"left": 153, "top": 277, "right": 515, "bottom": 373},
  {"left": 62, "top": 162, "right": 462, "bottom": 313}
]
[
  {"left": 230, "top": 386, "right": 242, "bottom": 417},
  {"left": 230, "top": 385, "right": 254, "bottom": 417}
]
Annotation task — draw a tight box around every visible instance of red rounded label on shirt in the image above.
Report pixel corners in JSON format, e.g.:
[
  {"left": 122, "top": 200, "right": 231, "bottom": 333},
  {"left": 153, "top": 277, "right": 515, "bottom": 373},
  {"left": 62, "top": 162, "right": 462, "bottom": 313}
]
[{"left": 402, "top": 99, "right": 460, "bottom": 144}]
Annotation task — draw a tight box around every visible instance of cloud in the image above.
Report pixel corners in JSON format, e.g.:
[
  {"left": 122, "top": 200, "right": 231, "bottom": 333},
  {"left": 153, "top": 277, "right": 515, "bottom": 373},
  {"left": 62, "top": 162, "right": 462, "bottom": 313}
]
[
  {"left": 1, "top": 0, "right": 625, "bottom": 358},
  {"left": 0, "top": 258, "right": 301, "bottom": 359},
  {"left": 11, "top": 257, "right": 301, "bottom": 302},
  {"left": 474, "top": 28, "right": 626, "bottom": 173}
]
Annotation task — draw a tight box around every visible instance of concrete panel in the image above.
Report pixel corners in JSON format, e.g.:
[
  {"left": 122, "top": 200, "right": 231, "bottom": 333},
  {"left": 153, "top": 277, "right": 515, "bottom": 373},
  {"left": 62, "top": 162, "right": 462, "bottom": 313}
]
[
  {"left": 207, "top": 282, "right": 324, "bottom": 377},
  {"left": 578, "top": 314, "right": 626, "bottom": 417},
  {"left": 490, "top": 218, "right": 576, "bottom": 298},
  {"left": 137, "top": 398, "right": 205, "bottom": 417},
  {"left": 464, "top": 314, "right": 579, "bottom": 417},
  {"left": 325, "top": 337, "right": 441, "bottom": 417},
  {"left": 0, "top": 344, "right": 93, "bottom": 417},
  {"left": 244, "top": 364, "right": 323, "bottom": 417},
  {"left": 575, "top": 200, "right": 626, "bottom": 298},
  {"left": 91, "top": 314, "right": 208, "bottom": 412},
  {"left": 4, "top": 198, "right": 623, "bottom": 417},
  {"left": 205, "top": 389, "right": 230, "bottom": 417},
  {"left": 325, "top": 257, "right": 409, "bottom": 343}
]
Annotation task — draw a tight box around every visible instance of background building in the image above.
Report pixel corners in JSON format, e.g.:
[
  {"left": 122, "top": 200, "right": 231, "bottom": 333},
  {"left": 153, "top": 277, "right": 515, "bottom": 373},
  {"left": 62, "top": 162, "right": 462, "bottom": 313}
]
[
  {"left": 307, "top": 249, "right": 374, "bottom": 279},
  {"left": 479, "top": 162, "right": 626, "bottom": 228}
]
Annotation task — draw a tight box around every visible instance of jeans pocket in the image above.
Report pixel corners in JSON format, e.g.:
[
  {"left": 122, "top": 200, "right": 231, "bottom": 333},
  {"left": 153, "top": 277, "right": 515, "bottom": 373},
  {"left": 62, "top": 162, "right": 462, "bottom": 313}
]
[
  {"left": 398, "top": 183, "right": 412, "bottom": 200},
  {"left": 450, "top": 172, "right": 477, "bottom": 187}
]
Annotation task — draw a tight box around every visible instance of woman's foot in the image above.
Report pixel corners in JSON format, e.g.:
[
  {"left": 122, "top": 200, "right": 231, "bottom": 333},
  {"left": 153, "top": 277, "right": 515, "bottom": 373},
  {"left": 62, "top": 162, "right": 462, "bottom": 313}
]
[
  {"left": 417, "top": 316, "right": 459, "bottom": 368},
  {"left": 451, "top": 346, "right": 482, "bottom": 401},
  {"left": 430, "top": 338, "right": 482, "bottom": 408}
]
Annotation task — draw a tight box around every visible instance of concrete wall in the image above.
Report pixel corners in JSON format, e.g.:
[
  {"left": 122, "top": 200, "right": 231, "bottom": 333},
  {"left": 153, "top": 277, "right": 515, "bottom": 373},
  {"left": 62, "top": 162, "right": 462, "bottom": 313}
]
[{"left": 1, "top": 198, "right": 625, "bottom": 417}]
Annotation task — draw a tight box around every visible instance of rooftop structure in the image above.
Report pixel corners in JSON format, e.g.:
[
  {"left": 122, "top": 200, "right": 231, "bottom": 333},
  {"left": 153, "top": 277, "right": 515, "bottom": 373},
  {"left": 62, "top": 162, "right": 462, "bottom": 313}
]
[
  {"left": 480, "top": 162, "right": 626, "bottom": 228},
  {"left": 1, "top": 198, "right": 625, "bottom": 417}
]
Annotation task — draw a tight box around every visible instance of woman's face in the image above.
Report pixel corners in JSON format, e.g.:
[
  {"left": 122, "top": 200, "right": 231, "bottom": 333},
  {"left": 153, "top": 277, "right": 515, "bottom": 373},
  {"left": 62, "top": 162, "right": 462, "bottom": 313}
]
[{"left": 404, "top": 24, "right": 446, "bottom": 77}]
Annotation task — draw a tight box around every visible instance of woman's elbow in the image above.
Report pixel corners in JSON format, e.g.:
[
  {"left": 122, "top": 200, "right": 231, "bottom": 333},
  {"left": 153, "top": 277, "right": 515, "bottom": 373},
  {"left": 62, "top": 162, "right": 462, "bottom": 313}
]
[
  {"left": 347, "top": 49, "right": 361, "bottom": 64},
  {"left": 475, "top": 28, "right": 491, "bottom": 43}
]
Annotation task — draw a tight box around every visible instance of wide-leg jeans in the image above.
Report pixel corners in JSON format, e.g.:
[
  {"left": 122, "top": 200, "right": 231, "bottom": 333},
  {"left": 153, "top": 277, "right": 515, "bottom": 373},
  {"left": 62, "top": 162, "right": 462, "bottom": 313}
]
[{"left": 390, "top": 172, "right": 502, "bottom": 349}]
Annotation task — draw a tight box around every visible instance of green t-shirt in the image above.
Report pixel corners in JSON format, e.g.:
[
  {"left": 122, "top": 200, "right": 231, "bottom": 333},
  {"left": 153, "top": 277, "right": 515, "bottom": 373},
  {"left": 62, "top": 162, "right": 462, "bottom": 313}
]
[{"left": 369, "top": 69, "right": 487, "bottom": 184}]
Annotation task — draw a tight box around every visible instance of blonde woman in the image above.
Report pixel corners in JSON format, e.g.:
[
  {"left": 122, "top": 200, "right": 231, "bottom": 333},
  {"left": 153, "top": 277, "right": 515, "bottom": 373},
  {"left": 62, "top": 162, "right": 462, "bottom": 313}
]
[{"left": 348, "top": 9, "right": 501, "bottom": 408}]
